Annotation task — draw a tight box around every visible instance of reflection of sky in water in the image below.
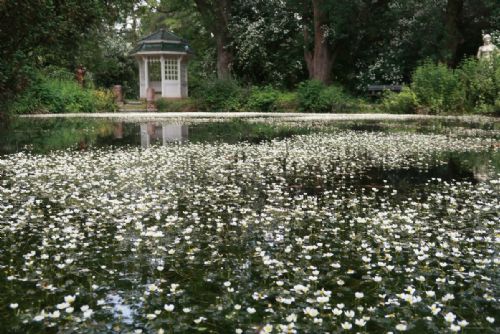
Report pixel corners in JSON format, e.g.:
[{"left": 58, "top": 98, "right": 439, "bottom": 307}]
[{"left": 106, "top": 293, "right": 135, "bottom": 325}]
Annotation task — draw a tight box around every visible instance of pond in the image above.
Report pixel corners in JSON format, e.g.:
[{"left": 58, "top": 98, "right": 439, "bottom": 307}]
[{"left": 0, "top": 116, "right": 499, "bottom": 333}]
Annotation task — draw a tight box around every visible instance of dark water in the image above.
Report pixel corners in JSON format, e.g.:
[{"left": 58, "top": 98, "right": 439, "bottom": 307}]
[
  {"left": 0, "top": 117, "right": 499, "bottom": 333},
  {"left": 1, "top": 117, "right": 498, "bottom": 184},
  {"left": 0, "top": 117, "right": 498, "bottom": 154}
]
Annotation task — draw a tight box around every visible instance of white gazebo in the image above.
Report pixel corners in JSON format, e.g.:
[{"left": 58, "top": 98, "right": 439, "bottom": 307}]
[{"left": 132, "top": 29, "right": 192, "bottom": 99}]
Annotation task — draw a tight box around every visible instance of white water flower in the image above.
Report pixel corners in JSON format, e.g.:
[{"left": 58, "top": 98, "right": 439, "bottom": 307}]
[
  {"left": 425, "top": 291, "right": 435, "bottom": 297},
  {"left": 260, "top": 324, "right": 273, "bottom": 333},
  {"left": 442, "top": 293, "right": 455, "bottom": 302},
  {"left": 64, "top": 295, "right": 76, "bottom": 304},
  {"left": 395, "top": 323, "right": 407, "bottom": 331},
  {"left": 164, "top": 304, "right": 175, "bottom": 312},
  {"left": 341, "top": 322, "right": 352, "bottom": 330},
  {"left": 303, "top": 307, "right": 319, "bottom": 317},
  {"left": 444, "top": 312, "right": 456, "bottom": 323},
  {"left": 355, "top": 318, "right": 367, "bottom": 326}
]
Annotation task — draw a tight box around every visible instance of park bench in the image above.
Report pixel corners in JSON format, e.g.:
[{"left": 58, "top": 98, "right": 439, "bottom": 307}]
[{"left": 367, "top": 85, "right": 403, "bottom": 97}]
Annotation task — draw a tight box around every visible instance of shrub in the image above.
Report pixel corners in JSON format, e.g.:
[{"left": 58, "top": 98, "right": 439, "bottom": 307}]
[
  {"left": 193, "top": 79, "right": 243, "bottom": 112},
  {"left": 94, "top": 89, "right": 117, "bottom": 112},
  {"left": 275, "top": 92, "right": 298, "bottom": 112},
  {"left": 411, "top": 61, "right": 465, "bottom": 114},
  {"left": 457, "top": 57, "right": 499, "bottom": 114},
  {"left": 42, "top": 66, "right": 74, "bottom": 81},
  {"left": 381, "top": 87, "right": 418, "bottom": 114},
  {"left": 297, "top": 80, "right": 356, "bottom": 112},
  {"left": 246, "top": 86, "right": 280, "bottom": 112},
  {"left": 319, "top": 85, "right": 355, "bottom": 112},
  {"left": 297, "top": 80, "right": 325, "bottom": 112},
  {"left": 10, "top": 70, "right": 116, "bottom": 114}
]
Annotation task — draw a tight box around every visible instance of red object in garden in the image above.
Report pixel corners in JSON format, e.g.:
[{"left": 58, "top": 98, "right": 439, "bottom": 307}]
[
  {"left": 146, "top": 87, "right": 156, "bottom": 111},
  {"left": 75, "top": 65, "right": 86, "bottom": 87}
]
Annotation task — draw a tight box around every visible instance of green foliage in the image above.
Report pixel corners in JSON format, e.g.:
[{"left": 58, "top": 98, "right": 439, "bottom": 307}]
[
  {"left": 381, "top": 87, "right": 418, "bottom": 114},
  {"left": 297, "top": 80, "right": 325, "bottom": 112},
  {"left": 10, "top": 69, "right": 116, "bottom": 114},
  {"left": 275, "top": 92, "right": 298, "bottom": 112},
  {"left": 246, "top": 86, "right": 281, "bottom": 112},
  {"left": 411, "top": 62, "right": 465, "bottom": 114},
  {"left": 380, "top": 57, "right": 499, "bottom": 115},
  {"left": 297, "top": 80, "right": 356, "bottom": 113},
  {"left": 93, "top": 89, "right": 118, "bottom": 113},
  {"left": 83, "top": 32, "right": 139, "bottom": 100},
  {"left": 193, "top": 79, "right": 244, "bottom": 112},
  {"left": 0, "top": 0, "right": 137, "bottom": 111},
  {"left": 458, "top": 57, "right": 500, "bottom": 115},
  {"left": 155, "top": 98, "right": 196, "bottom": 112}
]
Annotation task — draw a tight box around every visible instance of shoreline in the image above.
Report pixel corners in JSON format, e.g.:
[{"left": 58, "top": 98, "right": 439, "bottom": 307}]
[{"left": 18, "top": 112, "right": 499, "bottom": 123}]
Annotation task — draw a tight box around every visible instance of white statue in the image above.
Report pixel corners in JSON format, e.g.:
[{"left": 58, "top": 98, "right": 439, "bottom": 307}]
[{"left": 477, "top": 34, "right": 498, "bottom": 60}]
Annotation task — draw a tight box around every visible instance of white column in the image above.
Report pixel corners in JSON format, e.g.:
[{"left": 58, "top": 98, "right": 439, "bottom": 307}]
[
  {"left": 138, "top": 59, "right": 144, "bottom": 98},
  {"left": 177, "top": 56, "right": 182, "bottom": 98},
  {"left": 160, "top": 56, "right": 165, "bottom": 98},
  {"left": 184, "top": 61, "right": 188, "bottom": 98},
  {"left": 144, "top": 57, "right": 149, "bottom": 95}
]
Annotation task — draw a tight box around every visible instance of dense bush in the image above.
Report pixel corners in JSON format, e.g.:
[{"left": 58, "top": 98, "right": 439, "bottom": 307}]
[
  {"left": 245, "top": 86, "right": 281, "bottom": 112},
  {"left": 193, "top": 79, "right": 244, "bottom": 112},
  {"left": 297, "top": 80, "right": 356, "bottom": 112},
  {"left": 10, "top": 68, "right": 116, "bottom": 114},
  {"left": 296, "top": 80, "right": 324, "bottom": 112},
  {"left": 411, "top": 62, "right": 465, "bottom": 114},
  {"left": 381, "top": 58, "right": 499, "bottom": 115},
  {"left": 458, "top": 57, "right": 499, "bottom": 115},
  {"left": 381, "top": 87, "right": 418, "bottom": 114},
  {"left": 275, "top": 92, "right": 298, "bottom": 112}
]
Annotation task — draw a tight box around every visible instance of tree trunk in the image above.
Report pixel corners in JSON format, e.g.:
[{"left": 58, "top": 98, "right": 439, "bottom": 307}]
[
  {"left": 194, "top": 0, "right": 233, "bottom": 80},
  {"left": 442, "top": 0, "right": 464, "bottom": 67},
  {"left": 305, "top": 0, "right": 334, "bottom": 84},
  {"left": 215, "top": 33, "right": 232, "bottom": 80}
]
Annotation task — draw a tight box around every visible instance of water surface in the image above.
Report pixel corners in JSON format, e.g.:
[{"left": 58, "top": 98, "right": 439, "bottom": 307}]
[{"left": 0, "top": 117, "right": 498, "bottom": 333}]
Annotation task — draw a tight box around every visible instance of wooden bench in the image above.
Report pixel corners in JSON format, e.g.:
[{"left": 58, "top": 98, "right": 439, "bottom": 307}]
[{"left": 367, "top": 85, "right": 403, "bottom": 97}]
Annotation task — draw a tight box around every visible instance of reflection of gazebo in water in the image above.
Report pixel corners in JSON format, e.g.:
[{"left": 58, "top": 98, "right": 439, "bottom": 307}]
[
  {"left": 131, "top": 29, "right": 192, "bottom": 99},
  {"left": 140, "top": 123, "right": 188, "bottom": 148}
]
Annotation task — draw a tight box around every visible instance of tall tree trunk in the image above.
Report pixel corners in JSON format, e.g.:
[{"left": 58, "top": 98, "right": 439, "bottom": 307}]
[
  {"left": 305, "top": 0, "right": 334, "bottom": 84},
  {"left": 215, "top": 33, "right": 232, "bottom": 80},
  {"left": 194, "top": 0, "right": 233, "bottom": 80},
  {"left": 442, "top": 0, "right": 464, "bottom": 67}
]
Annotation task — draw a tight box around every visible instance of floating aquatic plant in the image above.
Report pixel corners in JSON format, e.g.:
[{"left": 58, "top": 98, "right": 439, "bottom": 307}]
[{"left": 0, "top": 126, "right": 498, "bottom": 333}]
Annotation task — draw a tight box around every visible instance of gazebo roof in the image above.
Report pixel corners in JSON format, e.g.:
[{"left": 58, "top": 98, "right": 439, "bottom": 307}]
[{"left": 132, "top": 28, "right": 193, "bottom": 55}]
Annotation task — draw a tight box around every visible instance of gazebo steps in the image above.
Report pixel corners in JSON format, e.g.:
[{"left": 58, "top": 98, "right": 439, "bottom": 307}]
[{"left": 125, "top": 100, "right": 145, "bottom": 106}]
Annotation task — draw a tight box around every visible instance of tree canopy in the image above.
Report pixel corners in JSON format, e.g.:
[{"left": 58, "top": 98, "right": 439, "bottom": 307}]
[{"left": 0, "top": 0, "right": 498, "bottom": 107}]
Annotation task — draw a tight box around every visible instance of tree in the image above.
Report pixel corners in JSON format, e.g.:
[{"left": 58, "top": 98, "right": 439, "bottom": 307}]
[
  {"left": 192, "top": 0, "right": 233, "bottom": 80},
  {"left": 303, "top": 0, "right": 335, "bottom": 84},
  {"left": 442, "top": 0, "right": 464, "bottom": 66},
  {"left": 0, "top": 0, "right": 137, "bottom": 109},
  {"left": 229, "top": 0, "right": 305, "bottom": 86}
]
